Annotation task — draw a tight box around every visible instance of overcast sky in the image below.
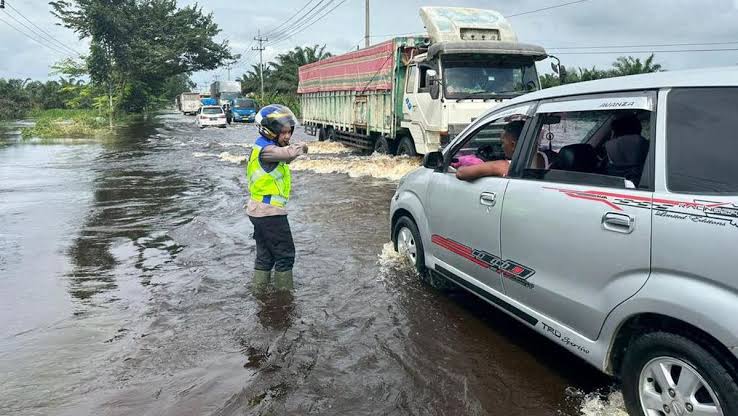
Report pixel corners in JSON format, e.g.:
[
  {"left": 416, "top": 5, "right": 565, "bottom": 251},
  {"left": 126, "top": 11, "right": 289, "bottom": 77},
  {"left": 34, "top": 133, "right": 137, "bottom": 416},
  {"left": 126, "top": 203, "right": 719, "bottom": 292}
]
[{"left": 3, "top": 0, "right": 738, "bottom": 89}]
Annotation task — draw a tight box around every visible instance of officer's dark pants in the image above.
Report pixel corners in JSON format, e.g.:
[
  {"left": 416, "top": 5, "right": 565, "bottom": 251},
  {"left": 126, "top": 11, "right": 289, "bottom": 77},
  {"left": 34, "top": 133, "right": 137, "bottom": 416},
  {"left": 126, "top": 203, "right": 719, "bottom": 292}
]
[{"left": 248, "top": 215, "right": 295, "bottom": 272}]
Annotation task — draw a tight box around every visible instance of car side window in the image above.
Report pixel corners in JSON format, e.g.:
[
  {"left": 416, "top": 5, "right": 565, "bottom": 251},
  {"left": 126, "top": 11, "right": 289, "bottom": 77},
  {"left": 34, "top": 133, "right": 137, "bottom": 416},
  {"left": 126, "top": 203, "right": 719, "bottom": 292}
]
[
  {"left": 406, "top": 66, "right": 417, "bottom": 94},
  {"left": 446, "top": 106, "right": 531, "bottom": 174},
  {"left": 667, "top": 87, "right": 738, "bottom": 195},
  {"left": 519, "top": 96, "right": 655, "bottom": 190}
]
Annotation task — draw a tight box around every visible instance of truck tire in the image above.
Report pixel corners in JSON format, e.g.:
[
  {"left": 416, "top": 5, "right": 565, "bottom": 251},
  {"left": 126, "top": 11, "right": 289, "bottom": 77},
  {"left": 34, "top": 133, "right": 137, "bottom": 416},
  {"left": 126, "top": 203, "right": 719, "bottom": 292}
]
[
  {"left": 621, "top": 331, "right": 738, "bottom": 416},
  {"left": 396, "top": 137, "right": 417, "bottom": 157},
  {"left": 327, "top": 128, "right": 337, "bottom": 142},
  {"left": 374, "top": 136, "right": 390, "bottom": 154},
  {"left": 318, "top": 126, "right": 327, "bottom": 142}
]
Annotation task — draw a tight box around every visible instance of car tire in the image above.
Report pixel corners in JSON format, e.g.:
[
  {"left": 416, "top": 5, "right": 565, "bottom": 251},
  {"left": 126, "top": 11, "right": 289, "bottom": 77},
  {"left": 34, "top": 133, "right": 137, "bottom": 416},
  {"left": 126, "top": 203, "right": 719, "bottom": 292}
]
[
  {"left": 374, "top": 136, "right": 390, "bottom": 154},
  {"left": 393, "top": 216, "right": 426, "bottom": 276},
  {"left": 396, "top": 137, "right": 417, "bottom": 157},
  {"left": 621, "top": 331, "right": 738, "bottom": 416}
]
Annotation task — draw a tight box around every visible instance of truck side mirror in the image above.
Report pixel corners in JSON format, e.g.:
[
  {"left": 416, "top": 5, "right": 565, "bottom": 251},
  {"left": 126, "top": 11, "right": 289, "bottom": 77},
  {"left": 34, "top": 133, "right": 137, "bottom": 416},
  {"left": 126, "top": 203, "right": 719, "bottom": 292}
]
[
  {"left": 427, "top": 69, "right": 440, "bottom": 100},
  {"left": 423, "top": 151, "right": 444, "bottom": 171}
]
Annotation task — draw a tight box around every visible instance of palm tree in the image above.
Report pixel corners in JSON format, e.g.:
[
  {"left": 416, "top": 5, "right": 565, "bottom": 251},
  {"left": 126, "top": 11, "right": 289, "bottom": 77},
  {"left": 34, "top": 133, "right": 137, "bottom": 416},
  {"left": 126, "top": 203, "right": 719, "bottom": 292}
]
[{"left": 612, "top": 54, "right": 662, "bottom": 76}]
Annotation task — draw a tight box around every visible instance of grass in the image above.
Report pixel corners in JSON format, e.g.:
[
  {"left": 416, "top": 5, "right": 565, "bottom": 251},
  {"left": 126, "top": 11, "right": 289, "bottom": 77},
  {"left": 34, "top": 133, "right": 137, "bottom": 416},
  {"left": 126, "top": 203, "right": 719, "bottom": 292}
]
[{"left": 21, "top": 109, "right": 117, "bottom": 140}]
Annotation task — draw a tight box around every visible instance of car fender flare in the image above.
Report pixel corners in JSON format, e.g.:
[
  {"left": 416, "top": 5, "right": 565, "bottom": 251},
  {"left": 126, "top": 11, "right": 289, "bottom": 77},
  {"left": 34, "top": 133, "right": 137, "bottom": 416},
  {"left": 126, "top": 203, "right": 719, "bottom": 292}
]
[{"left": 600, "top": 272, "right": 738, "bottom": 371}]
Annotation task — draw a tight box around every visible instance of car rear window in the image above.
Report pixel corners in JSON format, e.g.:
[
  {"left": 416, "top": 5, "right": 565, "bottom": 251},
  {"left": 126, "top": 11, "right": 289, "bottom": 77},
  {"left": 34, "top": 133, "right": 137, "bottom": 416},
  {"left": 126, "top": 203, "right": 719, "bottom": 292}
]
[
  {"left": 202, "top": 107, "right": 222, "bottom": 115},
  {"left": 667, "top": 88, "right": 738, "bottom": 194}
]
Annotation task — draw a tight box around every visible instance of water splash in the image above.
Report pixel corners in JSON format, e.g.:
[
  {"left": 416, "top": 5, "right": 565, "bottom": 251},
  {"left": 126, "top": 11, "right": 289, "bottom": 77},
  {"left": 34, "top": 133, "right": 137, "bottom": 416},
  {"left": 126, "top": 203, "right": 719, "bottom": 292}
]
[
  {"left": 576, "top": 389, "right": 627, "bottom": 416},
  {"left": 377, "top": 242, "right": 418, "bottom": 279},
  {"left": 305, "top": 141, "right": 357, "bottom": 155},
  {"left": 291, "top": 154, "right": 421, "bottom": 181},
  {"left": 218, "top": 151, "right": 248, "bottom": 164}
]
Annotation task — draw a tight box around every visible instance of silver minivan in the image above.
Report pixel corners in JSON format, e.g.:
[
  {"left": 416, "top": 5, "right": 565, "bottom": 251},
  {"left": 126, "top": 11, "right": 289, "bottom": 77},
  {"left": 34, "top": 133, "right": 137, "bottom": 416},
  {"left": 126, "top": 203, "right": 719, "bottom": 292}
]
[{"left": 390, "top": 67, "right": 738, "bottom": 416}]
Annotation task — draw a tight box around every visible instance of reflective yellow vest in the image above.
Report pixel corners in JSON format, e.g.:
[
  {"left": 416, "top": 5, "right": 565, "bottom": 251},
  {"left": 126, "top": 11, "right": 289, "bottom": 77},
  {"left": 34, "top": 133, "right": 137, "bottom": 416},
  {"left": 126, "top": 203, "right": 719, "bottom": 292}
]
[{"left": 247, "top": 137, "right": 291, "bottom": 208}]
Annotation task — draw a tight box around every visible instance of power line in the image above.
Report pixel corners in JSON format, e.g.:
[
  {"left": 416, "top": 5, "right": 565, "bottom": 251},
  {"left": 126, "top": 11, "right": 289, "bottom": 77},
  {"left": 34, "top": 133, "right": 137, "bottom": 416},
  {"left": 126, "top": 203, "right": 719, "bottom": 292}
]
[
  {"left": 269, "top": 0, "right": 348, "bottom": 46},
  {"left": 506, "top": 0, "right": 590, "bottom": 18},
  {"left": 549, "top": 48, "right": 738, "bottom": 55},
  {"left": 262, "top": 0, "right": 319, "bottom": 38},
  {"left": 0, "top": 13, "right": 73, "bottom": 57},
  {"left": 545, "top": 41, "right": 738, "bottom": 50},
  {"left": 4, "top": 0, "right": 82, "bottom": 56},
  {"left": 268, "top": 0, "right": 333, "bottom": 42}
]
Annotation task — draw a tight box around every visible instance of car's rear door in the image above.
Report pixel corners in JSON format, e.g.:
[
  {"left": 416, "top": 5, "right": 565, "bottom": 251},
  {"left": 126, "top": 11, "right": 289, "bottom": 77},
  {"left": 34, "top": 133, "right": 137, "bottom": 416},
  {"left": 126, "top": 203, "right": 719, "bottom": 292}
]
[{"left": 499, "top": 92, "right": 656, "bottom": 341}]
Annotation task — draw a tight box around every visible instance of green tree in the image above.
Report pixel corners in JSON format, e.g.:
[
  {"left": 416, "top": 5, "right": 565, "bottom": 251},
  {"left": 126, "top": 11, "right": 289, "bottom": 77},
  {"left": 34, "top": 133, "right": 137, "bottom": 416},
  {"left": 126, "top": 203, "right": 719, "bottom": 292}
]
[
  {"left": 50, "top": 0, "right": 235, "bottom": 115},
  {"left": 540, "top": 55, "right": 664, "bottom": 89},
  {"left": 612, "top": 54, "right": 662, "bottom": 76}
]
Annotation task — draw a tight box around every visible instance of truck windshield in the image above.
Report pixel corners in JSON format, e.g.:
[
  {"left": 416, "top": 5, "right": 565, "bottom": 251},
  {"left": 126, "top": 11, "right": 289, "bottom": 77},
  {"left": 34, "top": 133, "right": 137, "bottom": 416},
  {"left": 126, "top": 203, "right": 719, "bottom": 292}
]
[
  {"left": 233, "top": 99, "right": 256, "bottom": 109},
  {"left": 221, "top": 92, "right": 240, "bottom": 101},
  {"left": 442, "top": 59, "right": 539, "bottom": 99}
]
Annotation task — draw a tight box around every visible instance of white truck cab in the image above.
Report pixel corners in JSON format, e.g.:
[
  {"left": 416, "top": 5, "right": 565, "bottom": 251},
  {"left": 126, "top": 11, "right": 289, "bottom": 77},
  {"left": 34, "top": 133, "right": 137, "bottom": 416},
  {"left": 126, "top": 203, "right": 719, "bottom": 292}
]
[{"left": 401, "top": 7, "right": 547, "bottom": 155}]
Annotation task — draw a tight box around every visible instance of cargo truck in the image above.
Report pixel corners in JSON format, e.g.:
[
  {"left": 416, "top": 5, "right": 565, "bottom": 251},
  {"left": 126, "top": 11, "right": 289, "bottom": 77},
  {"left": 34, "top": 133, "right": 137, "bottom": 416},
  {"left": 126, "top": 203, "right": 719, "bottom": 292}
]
[
  {"left": 179, "top": 92, "right": 202, "bottom": 115},
  {"left": 210, "top": 81, "right": 242, "bottom": 106},
  {"left": 298, "top": 7, "right": 548, "bottom": 155}
]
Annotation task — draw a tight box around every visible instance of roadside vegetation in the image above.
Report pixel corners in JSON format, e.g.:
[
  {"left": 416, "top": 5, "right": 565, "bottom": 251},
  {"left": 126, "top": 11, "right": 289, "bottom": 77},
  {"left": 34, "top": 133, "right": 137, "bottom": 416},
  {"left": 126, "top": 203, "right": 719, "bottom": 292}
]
[
  {"left": 540, "top": 54, "right": 663, "bottom": 88},
  {"left": 239, "top": 45, "right": 332, "bottom": 116}
]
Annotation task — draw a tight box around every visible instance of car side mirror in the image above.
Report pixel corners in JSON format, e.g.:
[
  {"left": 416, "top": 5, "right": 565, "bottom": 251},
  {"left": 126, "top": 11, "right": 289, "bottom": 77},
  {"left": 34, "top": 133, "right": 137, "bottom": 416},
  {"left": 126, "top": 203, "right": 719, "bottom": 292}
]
[{"left": 423, "top": 151, "right": 444, "bottom": 171}]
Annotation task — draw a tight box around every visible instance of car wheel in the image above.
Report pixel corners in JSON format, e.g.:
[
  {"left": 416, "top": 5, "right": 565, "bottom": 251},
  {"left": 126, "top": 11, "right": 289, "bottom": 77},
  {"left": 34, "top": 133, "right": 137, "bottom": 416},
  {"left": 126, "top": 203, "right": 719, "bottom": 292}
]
[
  {"left": 394, "top": 216, "right": 425, "bottom": 275},
  {"left": 621, "top": 331, "right": 738, "bottom": 416},
  {"left": 396, "top": 137, "right": 417, "bottom": 157},
  {"left": 374, "top": 136, "right": 390, "bottom": 154}
]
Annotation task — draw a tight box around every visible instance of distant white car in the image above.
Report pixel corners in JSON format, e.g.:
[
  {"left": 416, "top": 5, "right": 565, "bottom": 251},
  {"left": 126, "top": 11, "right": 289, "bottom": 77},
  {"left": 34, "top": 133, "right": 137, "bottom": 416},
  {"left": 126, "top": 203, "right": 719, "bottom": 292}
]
[{"left": 196, "top": 106, "right": 227, "bottom": 128}]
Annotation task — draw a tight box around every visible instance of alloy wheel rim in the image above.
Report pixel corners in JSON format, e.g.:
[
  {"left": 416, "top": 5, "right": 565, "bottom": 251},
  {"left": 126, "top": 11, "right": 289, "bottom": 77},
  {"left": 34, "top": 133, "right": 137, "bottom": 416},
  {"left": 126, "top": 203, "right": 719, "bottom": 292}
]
[
  {"left": 397, "top": 227, "right": 417, "bottom": 265},
  {"left": 639, "top": 356, "right": 723, "bottom": 416}
]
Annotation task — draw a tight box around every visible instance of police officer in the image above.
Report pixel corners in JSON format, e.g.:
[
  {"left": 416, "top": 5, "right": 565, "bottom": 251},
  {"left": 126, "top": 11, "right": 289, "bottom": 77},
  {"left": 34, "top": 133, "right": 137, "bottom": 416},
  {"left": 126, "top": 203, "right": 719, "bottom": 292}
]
[{"left": 246, "top": 104, "right": 307, "bottom": 294}]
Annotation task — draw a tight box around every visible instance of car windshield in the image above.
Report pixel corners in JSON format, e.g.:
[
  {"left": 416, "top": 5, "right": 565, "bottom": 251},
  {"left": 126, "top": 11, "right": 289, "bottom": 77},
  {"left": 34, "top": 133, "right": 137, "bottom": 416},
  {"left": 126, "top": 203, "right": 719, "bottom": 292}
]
[
  {"left": 443, "top": 58, "right": 539, "bottom": 99},
  {"left": 202, "top": 107, "right": 222, "bottom": 114},
  {"left": 233, "top": 99, "right": 256, "bottom": 109}
]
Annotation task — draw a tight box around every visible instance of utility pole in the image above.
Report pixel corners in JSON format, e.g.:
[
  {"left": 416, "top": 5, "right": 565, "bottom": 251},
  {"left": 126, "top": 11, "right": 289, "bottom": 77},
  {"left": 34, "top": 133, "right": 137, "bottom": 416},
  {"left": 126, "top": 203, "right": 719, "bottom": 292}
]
[
  {"left": 364, "top": 0, "right": 370, "bottom": 48},
  {"left": 252, "top": 30, "right": 268, "bottom": 100},
  {"left": 226, "top": 64, "right": 232, "bottom": 81}
]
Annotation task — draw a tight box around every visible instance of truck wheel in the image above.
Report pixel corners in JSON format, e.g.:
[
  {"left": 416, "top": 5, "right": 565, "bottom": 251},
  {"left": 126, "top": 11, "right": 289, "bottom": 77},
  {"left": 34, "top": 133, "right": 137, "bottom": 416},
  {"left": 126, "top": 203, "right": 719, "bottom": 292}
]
[
  {"left": 397, "top": 137, "right": 417, "bottom": 157},
  {"left": 621, "top": 331, "right": 738, "bottom": 416},
  {"left": 327, "top": 128, "right": 337, "bottom": 142},
  {"left": 374, "top": 136, "right": 390, "bottom": 154},
  {"left": 318, "top": 126, "right": 327, "bottom": 142}
]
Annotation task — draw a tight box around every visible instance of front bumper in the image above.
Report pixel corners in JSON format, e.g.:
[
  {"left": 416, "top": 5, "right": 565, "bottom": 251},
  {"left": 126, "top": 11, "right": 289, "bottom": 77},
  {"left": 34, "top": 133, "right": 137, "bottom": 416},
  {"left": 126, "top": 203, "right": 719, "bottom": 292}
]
[{"left": 233, "top": 113, "right": 256, "bottom": 122}]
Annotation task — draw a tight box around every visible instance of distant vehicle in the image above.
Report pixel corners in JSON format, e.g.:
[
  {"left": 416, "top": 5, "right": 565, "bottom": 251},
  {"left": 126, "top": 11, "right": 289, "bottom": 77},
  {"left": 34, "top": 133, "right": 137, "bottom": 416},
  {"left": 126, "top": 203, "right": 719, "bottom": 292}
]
[
  {"left": 230, "top": 98, "right": 257, "bottom": 122},
  {"left": 179, "top": 92, "right": 202, "bottom": 115},
  {"left": 299, "top": 7, "right": 547, "bottom": 156},
  {"left": 196, "top": 105, "right": 227, "bottom": 129},
  {"left": 391, "top": 68, "right": 738, "bottom": 416},
  {"left": 201, "top": 97, "right": 217, "bottom": 106},
  {"left": 210, "top": 81, "right": 242, "bottom": 106}
]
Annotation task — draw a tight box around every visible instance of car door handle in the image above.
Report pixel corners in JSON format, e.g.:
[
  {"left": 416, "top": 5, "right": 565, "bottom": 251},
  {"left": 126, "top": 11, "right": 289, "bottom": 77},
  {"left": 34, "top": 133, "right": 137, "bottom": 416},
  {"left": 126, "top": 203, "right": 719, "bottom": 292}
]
[
  {"left": 602, "top": 212, "right": 635, "bottom": 234},
  {"left": 480, "top": 192, "right": 497, "bottom": 207}
]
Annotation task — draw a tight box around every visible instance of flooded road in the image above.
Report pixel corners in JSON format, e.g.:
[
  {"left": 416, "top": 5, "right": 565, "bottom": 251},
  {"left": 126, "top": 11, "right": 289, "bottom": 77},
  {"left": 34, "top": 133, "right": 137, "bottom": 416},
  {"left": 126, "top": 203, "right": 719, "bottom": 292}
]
[{"left": 0, "top": 113, "right": 625, "bottom": 415}]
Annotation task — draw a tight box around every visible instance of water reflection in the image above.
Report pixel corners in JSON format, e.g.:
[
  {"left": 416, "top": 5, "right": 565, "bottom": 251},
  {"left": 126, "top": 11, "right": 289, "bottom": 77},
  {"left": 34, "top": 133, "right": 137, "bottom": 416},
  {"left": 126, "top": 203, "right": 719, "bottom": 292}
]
[{"left": 65, "top": 122, "right": 188, "bottom": 302}]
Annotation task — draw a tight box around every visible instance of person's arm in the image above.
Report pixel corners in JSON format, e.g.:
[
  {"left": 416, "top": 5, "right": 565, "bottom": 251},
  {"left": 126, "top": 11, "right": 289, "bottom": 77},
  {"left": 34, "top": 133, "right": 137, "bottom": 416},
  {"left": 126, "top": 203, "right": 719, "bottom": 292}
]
[
  {"left": 260, "top": 143, "right": 308, "bottom": 163},
  {"left": 456, "top": 160, "right": 509, "bottom": 181}
]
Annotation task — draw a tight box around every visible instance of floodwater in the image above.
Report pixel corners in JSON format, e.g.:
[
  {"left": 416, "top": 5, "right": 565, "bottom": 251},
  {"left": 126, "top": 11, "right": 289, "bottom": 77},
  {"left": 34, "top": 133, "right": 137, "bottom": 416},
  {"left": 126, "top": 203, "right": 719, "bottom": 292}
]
[{"left": 0, "top": 113, "right": 627, "bottom": 416}]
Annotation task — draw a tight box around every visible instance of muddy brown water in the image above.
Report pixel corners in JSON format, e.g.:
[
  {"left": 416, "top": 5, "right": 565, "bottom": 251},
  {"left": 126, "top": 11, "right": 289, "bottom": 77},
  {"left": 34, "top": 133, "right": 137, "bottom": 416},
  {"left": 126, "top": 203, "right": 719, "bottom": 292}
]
[{"left": 0, "top": 113, "right": 625, "bottom": 416}]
